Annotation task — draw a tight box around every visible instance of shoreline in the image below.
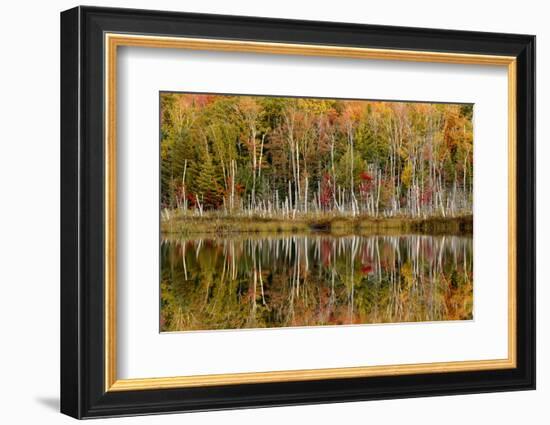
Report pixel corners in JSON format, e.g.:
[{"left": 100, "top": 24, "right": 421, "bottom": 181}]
[{"left": 161, "top": 214, "right": 473, "bottom": 236}]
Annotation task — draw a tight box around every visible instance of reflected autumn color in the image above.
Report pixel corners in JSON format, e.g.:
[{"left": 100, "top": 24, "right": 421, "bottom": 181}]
[{"left": 160, "top": 234, "right": 473, "bottom": 332}]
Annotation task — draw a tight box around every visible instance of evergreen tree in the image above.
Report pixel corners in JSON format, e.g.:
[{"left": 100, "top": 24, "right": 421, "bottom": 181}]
[{"left": 192, "top": 145, "right": 223, "bottom": 209}]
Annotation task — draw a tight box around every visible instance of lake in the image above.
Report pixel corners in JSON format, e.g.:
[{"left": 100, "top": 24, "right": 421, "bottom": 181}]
[{"left": 160, "top": 233, "right": 473, "bottom": 332}]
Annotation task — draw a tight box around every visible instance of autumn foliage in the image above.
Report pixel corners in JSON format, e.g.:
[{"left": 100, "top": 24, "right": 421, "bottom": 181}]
[{"left": 161, "top": 93, "right": 473, "bottom": 218}]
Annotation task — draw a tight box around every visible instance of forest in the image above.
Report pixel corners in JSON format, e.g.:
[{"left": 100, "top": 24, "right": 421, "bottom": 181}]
[
  {"left": 160, "top": 93, "right": 473, "bottom": 231},
  {"left": 159, "top": 93, "right": 474, "bottom": 331}
]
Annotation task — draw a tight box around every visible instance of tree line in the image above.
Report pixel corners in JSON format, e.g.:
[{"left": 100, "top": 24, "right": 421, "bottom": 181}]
[{"left": 160, "top": 93, "right": 473, "bottom": 219}]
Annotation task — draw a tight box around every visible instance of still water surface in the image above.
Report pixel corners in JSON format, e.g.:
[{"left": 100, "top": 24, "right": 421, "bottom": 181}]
[{"left": 160, "top": 233, "right": 473, "bottom": 332}]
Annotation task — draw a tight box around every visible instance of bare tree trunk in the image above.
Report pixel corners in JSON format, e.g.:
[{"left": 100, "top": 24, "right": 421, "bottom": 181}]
[
  {"left": 331, "top": 137, "right": 338, "bottom": 210},
  {"left": 296, "top": 140, "right": 301, "bottom": 208},
  {"left": 231, "top": 160, "right": 236, "bottom": 211},
  {"left": 288, "top": 180, "right": 294, "bottom": 215},
  {"left": 251, "top": 127, "right": 257, "bottom": 208},
  {"left": 181, "top": 159, "right": 187, "bottom": 213},
  {"left": 304, "top": 176, "right": 309, "bottom": 214},
  {"left": 376, "top": 167, "right": 381, "bottom": 217},
  {"left": 256, "top": 133, "right": 266, "bottom": 209}
]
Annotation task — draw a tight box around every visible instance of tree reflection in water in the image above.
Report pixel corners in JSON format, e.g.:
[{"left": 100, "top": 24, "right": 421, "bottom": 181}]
[{"left": 160, "top": 234, "right": 473, "bottom": 332}]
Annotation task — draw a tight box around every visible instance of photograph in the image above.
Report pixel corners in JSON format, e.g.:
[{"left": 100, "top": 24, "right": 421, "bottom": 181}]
[
  {"left": 159, "top": 93, "right": 474, "bottom": 332},
  {"left": 55, "top": 3, "right": 536, "bottom": 420}
]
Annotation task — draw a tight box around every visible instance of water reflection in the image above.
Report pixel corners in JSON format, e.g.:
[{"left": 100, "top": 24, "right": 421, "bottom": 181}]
[{"left": 160, "top": 234, "right": 473, "bottom": 332}]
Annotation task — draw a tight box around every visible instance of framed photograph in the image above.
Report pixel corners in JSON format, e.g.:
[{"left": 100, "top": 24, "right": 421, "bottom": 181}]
[{"left": 60, "top": 6, "right": 535, "bottom": 419}]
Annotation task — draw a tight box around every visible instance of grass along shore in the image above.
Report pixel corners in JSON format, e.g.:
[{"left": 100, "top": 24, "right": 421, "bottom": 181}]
[{"left": 161, "top": 211, "right": 473, "bottom": 236}]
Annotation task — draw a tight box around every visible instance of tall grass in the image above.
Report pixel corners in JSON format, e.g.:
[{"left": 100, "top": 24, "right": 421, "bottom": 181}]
[{"left": 161, "top": 209, "right": 472, "bottom": 236}]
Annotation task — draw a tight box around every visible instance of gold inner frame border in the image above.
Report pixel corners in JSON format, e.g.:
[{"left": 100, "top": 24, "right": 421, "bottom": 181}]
[{"left": 104, "top": 33, "right": 517, "bottom": 392}]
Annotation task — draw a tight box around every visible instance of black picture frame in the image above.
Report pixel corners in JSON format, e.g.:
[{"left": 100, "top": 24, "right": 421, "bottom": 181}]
[{"left": 61, "top": 5, "right": 535, "bottom": 419}]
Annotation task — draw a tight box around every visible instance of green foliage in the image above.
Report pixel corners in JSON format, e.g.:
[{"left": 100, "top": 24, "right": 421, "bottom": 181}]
[
  {"left": 160, "top": 93, "right": 474, "bottom": 216},
  {"left": 191, "top": 145, "right": 224, "bottom": 209}
]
